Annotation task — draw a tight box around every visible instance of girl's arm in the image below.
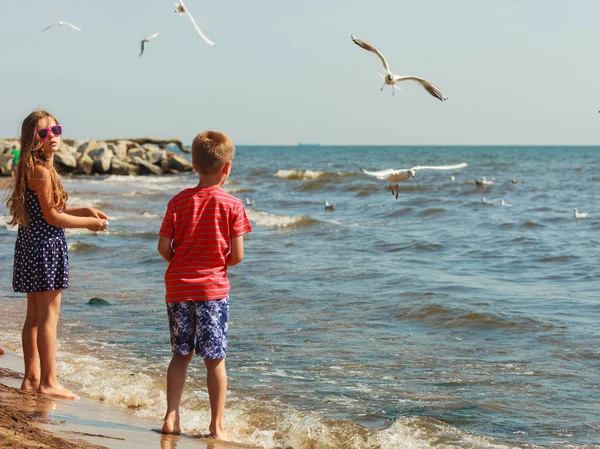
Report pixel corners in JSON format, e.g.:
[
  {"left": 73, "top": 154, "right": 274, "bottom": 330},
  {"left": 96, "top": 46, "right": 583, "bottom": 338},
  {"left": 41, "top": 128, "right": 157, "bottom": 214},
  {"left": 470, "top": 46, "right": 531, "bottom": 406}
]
[
  {"left": 63, "top": 205, "right": 108, "bottom": 220},
  {"left": 227, "top": 235, "right": 244, "bottom": 267},
  {"left": 158, "top": 236, "right": 175, "bottom": 262},
  {"left": 30, "top": 166, "right": 106, "bottom": 231}
]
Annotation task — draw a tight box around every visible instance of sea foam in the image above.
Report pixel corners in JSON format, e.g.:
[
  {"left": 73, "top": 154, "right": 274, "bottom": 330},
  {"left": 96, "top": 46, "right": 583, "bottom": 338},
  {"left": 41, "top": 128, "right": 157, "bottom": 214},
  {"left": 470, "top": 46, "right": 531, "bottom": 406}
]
[
  {"left": 0, "top": 214, "right": 17, "bottom": 232},
  {"left": 245, "top": 209, "right": 314, "bottom": 228}
]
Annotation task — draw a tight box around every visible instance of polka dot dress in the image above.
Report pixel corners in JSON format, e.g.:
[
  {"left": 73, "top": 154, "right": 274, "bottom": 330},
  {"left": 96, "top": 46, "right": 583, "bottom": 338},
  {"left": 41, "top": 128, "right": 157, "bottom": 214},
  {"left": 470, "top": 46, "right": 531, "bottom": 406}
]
[{"left": 13, "top": 188, "right": 69, "bottom": 293}]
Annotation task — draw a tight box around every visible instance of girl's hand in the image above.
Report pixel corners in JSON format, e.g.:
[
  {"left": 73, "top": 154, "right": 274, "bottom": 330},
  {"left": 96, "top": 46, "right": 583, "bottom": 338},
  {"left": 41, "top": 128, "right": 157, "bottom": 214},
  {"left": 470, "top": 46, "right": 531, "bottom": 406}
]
[
  {"left": 87, "top": 218, "right": 109, "bottom": 232},
  {"left": 89, "top": 208, "right": 108, "bottom": 220}
]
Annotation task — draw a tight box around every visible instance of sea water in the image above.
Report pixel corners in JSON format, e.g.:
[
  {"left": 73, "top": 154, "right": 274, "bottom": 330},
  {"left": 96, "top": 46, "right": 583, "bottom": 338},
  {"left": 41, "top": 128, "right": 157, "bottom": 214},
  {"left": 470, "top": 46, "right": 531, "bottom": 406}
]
[{"left": 0, "top": 146, "right": 598, "bottom": 448}]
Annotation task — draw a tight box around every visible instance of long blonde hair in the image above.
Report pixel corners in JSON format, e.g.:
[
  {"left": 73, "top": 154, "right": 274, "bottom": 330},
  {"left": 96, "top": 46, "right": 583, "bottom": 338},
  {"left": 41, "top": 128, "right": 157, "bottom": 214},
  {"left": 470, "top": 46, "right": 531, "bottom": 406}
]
[{"left": 7, "top": 110, "right": 68, "bottom": 227}]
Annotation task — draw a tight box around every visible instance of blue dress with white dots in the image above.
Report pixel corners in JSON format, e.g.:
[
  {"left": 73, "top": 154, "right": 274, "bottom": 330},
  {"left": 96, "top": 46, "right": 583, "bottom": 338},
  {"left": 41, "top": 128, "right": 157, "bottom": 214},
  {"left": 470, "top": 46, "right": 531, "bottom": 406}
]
[{"left": 13, "top": 188, "right": 69, "bottom": 293}]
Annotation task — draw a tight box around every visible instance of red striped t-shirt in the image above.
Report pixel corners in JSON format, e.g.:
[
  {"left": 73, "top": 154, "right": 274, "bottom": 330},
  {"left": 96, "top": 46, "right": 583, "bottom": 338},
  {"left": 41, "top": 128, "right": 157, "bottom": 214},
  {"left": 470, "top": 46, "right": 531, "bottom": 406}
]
[{"left": 159, "top": 185, "right": 252, "bottom": 302}]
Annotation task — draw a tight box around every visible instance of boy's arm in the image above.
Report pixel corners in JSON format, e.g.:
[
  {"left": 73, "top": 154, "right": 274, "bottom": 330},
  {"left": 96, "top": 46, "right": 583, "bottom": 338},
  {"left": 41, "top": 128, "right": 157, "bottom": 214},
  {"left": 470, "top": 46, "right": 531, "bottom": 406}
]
[
  {"left": 227, "top": 235, "right": 244, "bottom": 267},
  {"left": 158, "top": 236, "right": 175, "bottom": 263}
]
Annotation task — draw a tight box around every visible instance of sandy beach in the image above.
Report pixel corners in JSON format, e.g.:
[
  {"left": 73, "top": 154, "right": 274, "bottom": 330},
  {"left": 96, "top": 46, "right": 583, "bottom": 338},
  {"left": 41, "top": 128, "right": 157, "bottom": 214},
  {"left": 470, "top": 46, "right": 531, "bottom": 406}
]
[{"left": 0, "top": 348, "right": 247, "bottom": 449}]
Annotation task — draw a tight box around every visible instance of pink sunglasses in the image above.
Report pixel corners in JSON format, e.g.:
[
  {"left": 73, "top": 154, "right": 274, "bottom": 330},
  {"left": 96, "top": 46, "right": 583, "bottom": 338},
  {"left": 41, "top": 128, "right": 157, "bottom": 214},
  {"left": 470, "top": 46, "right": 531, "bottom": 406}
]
[{"left": 37, "top": 124, "right": 63, "bottom": 139}]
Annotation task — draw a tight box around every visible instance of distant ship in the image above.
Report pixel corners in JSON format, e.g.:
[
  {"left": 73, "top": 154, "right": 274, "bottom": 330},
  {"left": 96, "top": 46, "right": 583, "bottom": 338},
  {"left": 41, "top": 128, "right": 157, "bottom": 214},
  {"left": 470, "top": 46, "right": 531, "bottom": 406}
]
[{"left": 297, "top": 142, "right": 321, "bottom": 148}]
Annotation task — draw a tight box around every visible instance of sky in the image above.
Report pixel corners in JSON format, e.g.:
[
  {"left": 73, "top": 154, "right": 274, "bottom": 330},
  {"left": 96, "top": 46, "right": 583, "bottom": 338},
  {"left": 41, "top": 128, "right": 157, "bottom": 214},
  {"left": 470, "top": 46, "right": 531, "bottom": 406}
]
[{"left": 2, "top": 0, "right": 600, "bottom": 145}]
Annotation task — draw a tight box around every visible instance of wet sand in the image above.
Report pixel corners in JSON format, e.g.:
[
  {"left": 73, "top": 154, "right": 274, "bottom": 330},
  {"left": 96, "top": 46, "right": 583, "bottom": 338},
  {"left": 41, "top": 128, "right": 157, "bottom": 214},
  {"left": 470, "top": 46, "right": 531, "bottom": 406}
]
[{"left": 0, "top": 348, "right": 248, "bottom": 449}]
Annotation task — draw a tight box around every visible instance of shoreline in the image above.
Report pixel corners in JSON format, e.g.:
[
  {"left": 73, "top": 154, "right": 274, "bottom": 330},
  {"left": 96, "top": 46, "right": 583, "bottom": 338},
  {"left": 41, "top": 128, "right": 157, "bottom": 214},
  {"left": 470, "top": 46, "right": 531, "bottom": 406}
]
[{"left": 0, "top": 348, "right": 247, "bottom": 449}]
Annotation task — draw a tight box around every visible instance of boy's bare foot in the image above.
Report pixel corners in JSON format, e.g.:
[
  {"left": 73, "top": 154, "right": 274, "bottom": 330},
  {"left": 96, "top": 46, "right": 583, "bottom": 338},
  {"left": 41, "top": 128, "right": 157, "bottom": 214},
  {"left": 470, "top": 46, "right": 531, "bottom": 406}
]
[
  {"left": 21, "top": 378, "right": 40, "bottom": 392},
  {"left": 162, "top": 411, "right": 181, "bottom": 435},
  {"left": 38, "top": 383, "right": 79, "bottom": 400}
]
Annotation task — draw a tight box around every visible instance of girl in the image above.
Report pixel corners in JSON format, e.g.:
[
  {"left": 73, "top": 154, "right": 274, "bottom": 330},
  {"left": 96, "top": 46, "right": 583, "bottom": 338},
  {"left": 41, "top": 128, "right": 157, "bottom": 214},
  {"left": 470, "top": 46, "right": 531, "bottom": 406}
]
[{"left": 6, "top": 110, "right": 108, "bottom": 399}]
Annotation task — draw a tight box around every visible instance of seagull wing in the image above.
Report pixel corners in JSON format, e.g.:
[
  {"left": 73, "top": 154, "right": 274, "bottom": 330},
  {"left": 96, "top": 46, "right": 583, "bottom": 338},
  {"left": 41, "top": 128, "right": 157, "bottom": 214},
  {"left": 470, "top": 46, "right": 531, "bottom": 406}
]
[
  {"left": 180, "top": 0, "right": 215, "bottom": 46},
  {"left": 63, "top": 22, "right": 82, "bottom": 31},
  {"left": 140, "top": 33, "right": 158, "bottom": 56},
  {"left": 42, "top": 23, "right": 55, "bottom": 31},
  {"left": 394, "top": 76, "right": 448, "bottom": 101},
  {"left": 410, "top": 163, "right": 468, "bottom": 172},
  {"left": 351, "top": 35, "right": 391, "bottom": 74},
  {"left": 360, "top": 167, "right": 408, "bottom": 182}
]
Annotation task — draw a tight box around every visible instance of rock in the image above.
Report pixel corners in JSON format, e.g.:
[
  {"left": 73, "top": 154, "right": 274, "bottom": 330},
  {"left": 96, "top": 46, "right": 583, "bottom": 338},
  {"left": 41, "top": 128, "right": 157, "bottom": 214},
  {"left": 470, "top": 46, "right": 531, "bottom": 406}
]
[
  {"left": 110, "top": 157, "right": 140, "bottom": 175},
  {"left": 108, "top": 142, "right": 128, "bottom": 160},
  {"left": 124, "top": 141, "right": 140, "bottom": 151},
  {"left": 132, "top": 156, "right": 162, "bottom": 175},
  {"left": 128, "top": 147, "right": 144, "bottom": 159},
  {"left": 1, "top": 140, "right": 19, "bottom": 153},
  {"left": 76, "top": 140, "right": 96, "bottom": 155},
  {"left": 0, "top": 154, "right": 12, "bottom": 176},
  {"left": 146, "top": 149, "right": 166, "bottom": 165},
  {"left": 87, "top": 297, "right": 110, "bottom": 305},
  {"left": 161, "top": 166, "right": 181, "bottom": 175},
  {"left": 142, "top": 143, "right": 161, "bottom": 152},
  {"left": 165, "top": 154, "right": 193, "bottom": 172},
  {"left": 77, "top": 152, "right": 94, "bottom": 175},
  {"left": 88, "top": 144, "right": 114, "bottom": 174},
  {"left": 54, "top": 144, "right": 77, "bottom": 172},
  {"left": 71, "top": 140, "right": 88, "bottom": 153},
  {"left": 104, "top": 137, "right": 188, "bottom": 153}
]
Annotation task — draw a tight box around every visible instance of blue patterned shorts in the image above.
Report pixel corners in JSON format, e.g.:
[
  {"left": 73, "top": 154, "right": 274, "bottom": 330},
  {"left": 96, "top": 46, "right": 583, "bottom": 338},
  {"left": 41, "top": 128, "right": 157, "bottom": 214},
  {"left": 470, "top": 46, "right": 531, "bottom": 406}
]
[{"left": 166, "top": 296, "right": 229, "bottom": 359}]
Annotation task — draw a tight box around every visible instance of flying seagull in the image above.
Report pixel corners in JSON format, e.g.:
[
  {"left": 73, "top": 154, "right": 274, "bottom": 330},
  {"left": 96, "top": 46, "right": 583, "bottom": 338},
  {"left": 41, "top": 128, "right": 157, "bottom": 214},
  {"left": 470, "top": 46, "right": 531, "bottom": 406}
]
[
  {"left": 360, "top": 163, "right": 467, "bottom": 199},
  {"left": 174, "top": 0, "right": 215, "bottom": 46},
  {"left": 42, "top": 21, "right": 82, "bottom": 32},
  {"left": 140, "top": 32, "right": 159, "bottom": 57},
  {"left": 350, "top": 35, "right": 447, "bottom": 100}
]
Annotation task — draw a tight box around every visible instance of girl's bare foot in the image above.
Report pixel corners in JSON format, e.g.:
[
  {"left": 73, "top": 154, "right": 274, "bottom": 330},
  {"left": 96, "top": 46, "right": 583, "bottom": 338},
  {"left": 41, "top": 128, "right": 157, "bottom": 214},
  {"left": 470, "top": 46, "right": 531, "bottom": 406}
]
[
  {"left": 21, "top": 378, "right": 40, "bottom": 392},
  {"left": 162, "top": 411, "right": 181, "bottom": 435},
  {"left": 209, "top": 424, "right": 229, "bottom": 441},
  {"left": 38, "top": 383, "right": 79, "bottom": 400}
]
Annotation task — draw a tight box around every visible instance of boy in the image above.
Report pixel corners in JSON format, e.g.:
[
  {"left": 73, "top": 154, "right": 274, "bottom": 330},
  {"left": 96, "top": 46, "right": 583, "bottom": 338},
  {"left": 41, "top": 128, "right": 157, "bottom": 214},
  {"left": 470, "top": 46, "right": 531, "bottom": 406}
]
[{"left": 158, "top": 130, "right": 252, "bottom": 440}]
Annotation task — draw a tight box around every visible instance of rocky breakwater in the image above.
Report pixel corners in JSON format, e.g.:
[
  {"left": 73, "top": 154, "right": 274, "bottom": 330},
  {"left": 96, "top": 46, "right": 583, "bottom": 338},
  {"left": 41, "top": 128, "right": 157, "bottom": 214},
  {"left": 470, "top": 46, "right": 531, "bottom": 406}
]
[{"left": 0, "top": 137, "right": 193, "bottom": 176}]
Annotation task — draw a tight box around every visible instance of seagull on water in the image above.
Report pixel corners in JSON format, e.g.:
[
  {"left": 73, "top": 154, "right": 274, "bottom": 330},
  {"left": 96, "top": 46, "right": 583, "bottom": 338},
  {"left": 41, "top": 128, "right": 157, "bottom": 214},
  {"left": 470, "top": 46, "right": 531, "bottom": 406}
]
[
  {"left": 140, "top": 32, "right": 159, "bottom": 57},
  {"left": 482, "top": 197, "right": 495, "bottom": 205},
  {"left": 360, "top": 163, "right": 467, "bottom": 200},
  {"left": 350, "top": 35, "right": 448, "bottom": 100},
  {"left": 42, "top": 21, "right": 82, "bottom": 32},
  {"left": 500, "top": 199, "right": 514, "bottom": 207},
  {"left": 324, "top": 200, "right": 336, "bottom": 211},
  {"left": 475, "top": 177, "right": 495, "bottom": 186},
  {"left": 245, "top": 197, "right": 255, "bottom": 207},
  {"left": 574, "top": 208, "right": 588, "bottom": 219},
  {"left": 174, "top": 0, "right": 215, "bottom": 46}
]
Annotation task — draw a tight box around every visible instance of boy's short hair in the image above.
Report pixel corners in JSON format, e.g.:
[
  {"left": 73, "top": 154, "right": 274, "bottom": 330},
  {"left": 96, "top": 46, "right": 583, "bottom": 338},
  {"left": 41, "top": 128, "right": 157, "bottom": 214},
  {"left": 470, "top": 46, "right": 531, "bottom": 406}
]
[{"left": 192, "top": 131, "right": 235, "bottom": 174}]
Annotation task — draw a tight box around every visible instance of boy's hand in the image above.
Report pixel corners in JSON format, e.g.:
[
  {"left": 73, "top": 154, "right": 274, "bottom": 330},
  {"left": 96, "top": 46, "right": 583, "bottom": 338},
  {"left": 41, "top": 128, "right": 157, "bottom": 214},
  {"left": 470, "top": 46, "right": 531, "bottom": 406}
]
[{"left": 158, "top": 236, "right": 175, "bottom": 263}]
